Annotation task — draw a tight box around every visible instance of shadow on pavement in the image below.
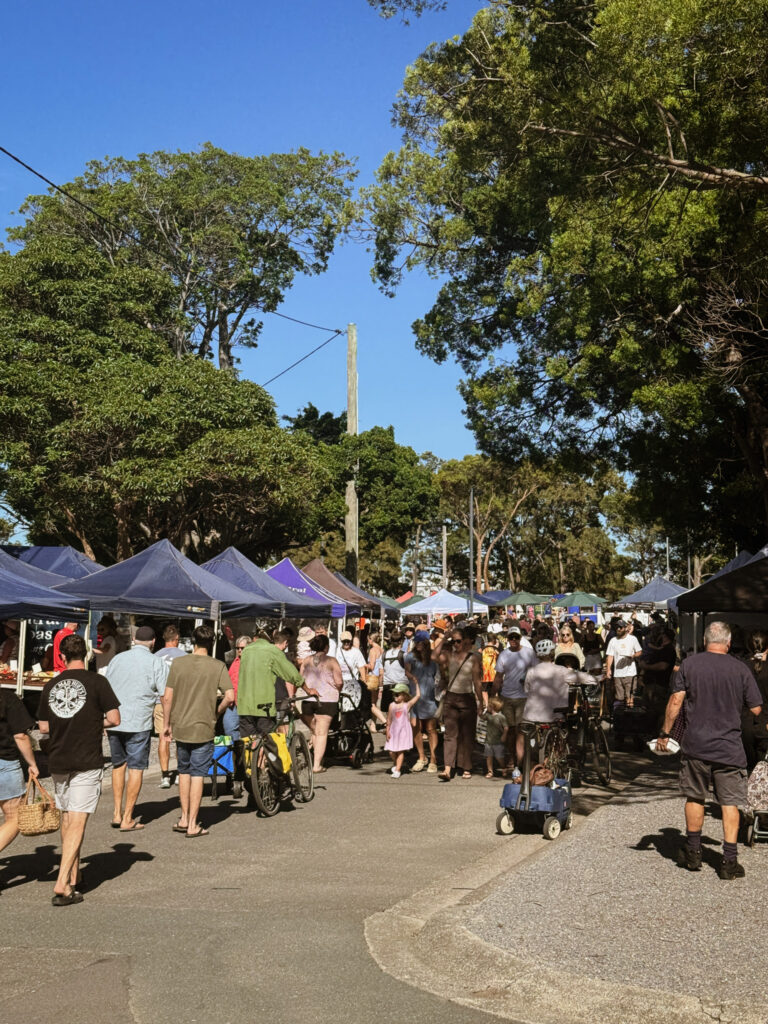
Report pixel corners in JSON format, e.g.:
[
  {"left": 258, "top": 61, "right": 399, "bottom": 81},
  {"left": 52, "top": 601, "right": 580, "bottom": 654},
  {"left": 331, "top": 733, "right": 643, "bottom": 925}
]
[{"left": 0, "top": 841, "right": 154, "bottom": 893}]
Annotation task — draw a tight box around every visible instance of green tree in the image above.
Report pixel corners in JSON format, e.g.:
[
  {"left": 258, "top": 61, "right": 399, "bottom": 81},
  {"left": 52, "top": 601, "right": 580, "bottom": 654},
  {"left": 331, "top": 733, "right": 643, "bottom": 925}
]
[
  {"left": 12, "top": 144, "right": 356, "bottom": 369},
  {"left": 283, "top": 403, "right": 347, "bottom": 445},
  {"left": 366, "top": 0, "right": 768, "bottom": 535}
]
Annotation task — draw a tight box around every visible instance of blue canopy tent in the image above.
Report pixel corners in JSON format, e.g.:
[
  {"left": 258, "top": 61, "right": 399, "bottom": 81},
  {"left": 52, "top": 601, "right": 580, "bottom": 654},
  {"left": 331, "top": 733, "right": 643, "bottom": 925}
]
[
  {"left": 0, "top": 565, "right": 89, "bottom": 621},
  {"left": 55, "top": 539, "right": 275, "bottom": 618},
  {"left": 202, "top": 547, "right": 334, "bottom": 618},
  {"left": 613, "top": 576, "right": 688, "bottom": 608},
  {"left": 266, "top": 558, "right": 348, "bottom": 618},
  {"left": 9, "top": 545, "right": 103, "bottom": 578},
  {"left": 483, "top": 589, "right": 514, "bottom": 605},
  {"left": 0, "top": 548, "right": 72, "bottom": 589}
]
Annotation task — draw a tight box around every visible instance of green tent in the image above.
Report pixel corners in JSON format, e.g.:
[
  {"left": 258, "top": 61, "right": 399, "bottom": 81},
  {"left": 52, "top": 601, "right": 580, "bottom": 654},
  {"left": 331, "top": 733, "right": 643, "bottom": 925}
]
[
  {"left": 551, "top": 591, "right": 607, "bottom": 607},
  {"left": 501, "top": 591, "right": 552, "bottom": 607}
]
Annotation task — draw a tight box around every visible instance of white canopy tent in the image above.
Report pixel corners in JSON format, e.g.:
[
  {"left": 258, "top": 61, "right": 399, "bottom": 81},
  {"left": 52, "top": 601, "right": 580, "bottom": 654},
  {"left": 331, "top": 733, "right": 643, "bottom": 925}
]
[{"left": 403, "top": 589, "right": 490, "bottom": 617}]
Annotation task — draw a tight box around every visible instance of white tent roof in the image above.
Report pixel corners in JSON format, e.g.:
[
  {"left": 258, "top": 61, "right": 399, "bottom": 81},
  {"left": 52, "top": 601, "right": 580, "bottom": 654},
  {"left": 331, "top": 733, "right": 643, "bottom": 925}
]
[{"left": 403, "top": 588, "right": 490, "bottom": 616}]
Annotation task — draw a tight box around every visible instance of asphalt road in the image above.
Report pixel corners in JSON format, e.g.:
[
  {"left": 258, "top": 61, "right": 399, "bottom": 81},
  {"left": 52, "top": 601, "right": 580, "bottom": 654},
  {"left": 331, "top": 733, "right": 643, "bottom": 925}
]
[{"left": 0, "top": 744, "right": 644, "bottom": 1024}]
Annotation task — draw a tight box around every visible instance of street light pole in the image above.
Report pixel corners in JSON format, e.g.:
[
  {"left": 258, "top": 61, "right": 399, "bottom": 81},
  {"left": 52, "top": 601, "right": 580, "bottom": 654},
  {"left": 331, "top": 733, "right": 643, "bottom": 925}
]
[
  {"left": 344, "top": 322, "right": 359, "bottom": 584},
  {"left": 468, "top": 487, "right": 474, "bottom": 617}
]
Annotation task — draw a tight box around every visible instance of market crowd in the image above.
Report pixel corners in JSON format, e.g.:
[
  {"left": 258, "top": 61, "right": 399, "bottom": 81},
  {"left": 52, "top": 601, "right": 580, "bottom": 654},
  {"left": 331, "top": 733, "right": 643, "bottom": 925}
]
[{"left": 1, "top": 604, "right": 767, "bottom": 901}]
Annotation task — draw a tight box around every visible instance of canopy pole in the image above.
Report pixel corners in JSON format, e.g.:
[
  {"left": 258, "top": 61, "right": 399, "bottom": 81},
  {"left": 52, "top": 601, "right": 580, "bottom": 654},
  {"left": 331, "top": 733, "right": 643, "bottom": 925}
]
[{"left": 15, "top": 619, "right": 27, "bottom": 698}]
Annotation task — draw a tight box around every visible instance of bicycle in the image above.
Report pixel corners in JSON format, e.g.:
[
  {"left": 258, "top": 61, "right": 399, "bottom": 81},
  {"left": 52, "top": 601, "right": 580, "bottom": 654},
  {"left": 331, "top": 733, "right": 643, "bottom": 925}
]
[
  {"left": 242, "top": 698, "right": 315, "bottom": 816},
  {"left": 537, "top": 714, "right": 571, "bottom": 781},
  {"left": 564, "top": 681, "right": 611, "bottom": 786}
]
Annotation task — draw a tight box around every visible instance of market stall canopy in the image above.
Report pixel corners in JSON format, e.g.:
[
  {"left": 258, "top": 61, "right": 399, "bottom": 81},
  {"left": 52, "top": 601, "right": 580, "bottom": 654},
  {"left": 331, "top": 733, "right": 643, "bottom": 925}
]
[
  {"left": 54, "top": 539, "right": 272, "bottom": 618},
  {"left": 676, "top": 557, "right": 768, "bottom": 613},
  {"left": 404, "top": 589, "right": 491, "bottom": 616},
  {"left": 614, "top": 576, "right": 688, "bottom": 607},
  {"left": 332, "top": 571, "right": 401, "bottom": 617},
  {"left": 503, "top": 591, "right": 553, "bottom": 607},
  {"left": 9, "top": 545, "right": 103, "bottom": 578},
  {"left": 0, "top": 548, "right": 72, "bottom": 589},
  {"left": 399, "top": 593, "right": 430, "bottom": 609},
  {"left": 551, "top": 591, "right": 607, "bottom": 608},
  {"left": 0, "top": 565, "right": 89, "bottom": 620},
  {"left": 483, "top": 589, "right": 514, "bottom": 605},
  {"left": 266, "top": 559, "right": 348, "bottom": 618},
  {"left": 454, "top": 589, "right": 495, "bottom": 606},
  {"left": 300, "top": 560, "right": 367, "bottom": 613},
  {"left": 202, "top": 548, "right": 333, "bottom": 617}
]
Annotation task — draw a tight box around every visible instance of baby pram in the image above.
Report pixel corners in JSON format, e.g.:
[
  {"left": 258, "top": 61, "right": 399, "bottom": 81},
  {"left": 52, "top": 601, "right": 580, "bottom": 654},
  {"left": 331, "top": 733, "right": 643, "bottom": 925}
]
[
  {"left": 745, "top": 754, "right": 768, "bottom": 846},
  {"left": 323, "top": 689, "right": 375, "bottom": 768}
]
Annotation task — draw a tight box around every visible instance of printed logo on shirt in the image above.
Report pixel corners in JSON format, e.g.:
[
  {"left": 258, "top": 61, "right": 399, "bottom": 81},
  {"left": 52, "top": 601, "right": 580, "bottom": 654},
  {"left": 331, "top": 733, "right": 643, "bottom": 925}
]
[{"left": 49, "top": 677, "right": 87, "bottom": 719}]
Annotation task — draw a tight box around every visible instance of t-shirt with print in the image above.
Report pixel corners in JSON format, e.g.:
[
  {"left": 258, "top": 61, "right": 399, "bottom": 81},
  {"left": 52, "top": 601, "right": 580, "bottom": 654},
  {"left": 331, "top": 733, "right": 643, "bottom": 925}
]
[
  {"left": 0, "top": 691, "right": 34, "bottom": 762},
  {"left": 671, "top": 651, "right": 762, "bottom": 768},
  {"left": 606, "top": 635, "right": 641, "bottom": 677},
  {"left": 166, "top": 654, "right": 232, "bottom": 744},
  {"left": 39, "top": 669, "right": 120, "bottom": 774}
]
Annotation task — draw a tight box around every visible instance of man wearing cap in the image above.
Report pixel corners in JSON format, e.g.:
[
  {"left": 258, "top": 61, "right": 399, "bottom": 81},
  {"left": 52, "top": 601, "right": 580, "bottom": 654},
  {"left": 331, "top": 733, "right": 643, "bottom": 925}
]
[
  {"left": 103, "top": 625, "right": 169, "bottom": 830},
  {"left": 605, "top": 619, "right": 642, "bottom": 707},
  {"left": 493, "top": 627, "right": 536, "bottom": 769},
  {"left": 336, "top": 631, "right": 368, "bottom": 701}
]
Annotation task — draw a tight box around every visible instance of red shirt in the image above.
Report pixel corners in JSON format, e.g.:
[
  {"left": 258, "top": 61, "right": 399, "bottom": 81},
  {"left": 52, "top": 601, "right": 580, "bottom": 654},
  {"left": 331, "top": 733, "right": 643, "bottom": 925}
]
[{"left": 52, "top": 627, "right": 75, "bottom": 673}]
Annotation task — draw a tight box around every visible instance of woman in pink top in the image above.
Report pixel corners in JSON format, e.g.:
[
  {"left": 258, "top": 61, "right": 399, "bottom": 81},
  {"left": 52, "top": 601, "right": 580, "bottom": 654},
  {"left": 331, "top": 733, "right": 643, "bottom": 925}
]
[{"left": 301, "top": 634, "right": 343, "bottom": 773}]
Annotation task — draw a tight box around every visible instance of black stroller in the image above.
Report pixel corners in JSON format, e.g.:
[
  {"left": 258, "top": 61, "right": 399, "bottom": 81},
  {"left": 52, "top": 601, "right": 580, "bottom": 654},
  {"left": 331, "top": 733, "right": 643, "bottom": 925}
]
[{"left": 323, "top": 688, "right": 375, "bottom": 768}]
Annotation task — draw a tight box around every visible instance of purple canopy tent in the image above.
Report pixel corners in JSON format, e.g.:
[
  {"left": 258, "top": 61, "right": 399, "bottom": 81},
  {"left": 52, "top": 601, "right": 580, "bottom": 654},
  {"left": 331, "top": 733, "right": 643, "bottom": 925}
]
[{"left": 266, "top": 558, "right": 351, "bottom": 619}]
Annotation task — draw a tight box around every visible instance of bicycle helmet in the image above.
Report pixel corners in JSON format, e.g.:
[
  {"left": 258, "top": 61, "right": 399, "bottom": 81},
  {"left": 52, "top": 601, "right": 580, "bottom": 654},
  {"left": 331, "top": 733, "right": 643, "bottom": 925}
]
[{"left": 535, "top": 638, "right": 556, "bottom": 658}]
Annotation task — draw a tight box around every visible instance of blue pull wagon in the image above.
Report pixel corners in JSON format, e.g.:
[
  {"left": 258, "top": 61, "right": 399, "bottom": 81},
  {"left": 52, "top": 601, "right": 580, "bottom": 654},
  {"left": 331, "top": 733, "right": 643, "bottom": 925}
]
[{"left": 496, "top": 776, "right": 573, "bottom": 840}]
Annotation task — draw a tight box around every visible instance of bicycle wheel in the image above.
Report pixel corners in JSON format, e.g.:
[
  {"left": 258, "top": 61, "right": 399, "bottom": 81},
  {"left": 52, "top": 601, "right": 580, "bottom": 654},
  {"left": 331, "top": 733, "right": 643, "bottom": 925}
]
[
  {"left": 251, "top": 738, "right": 281, "bottom": 816},
  {"left": 589, "top": 723, "right": 612, "bottom": 786},
  {"left": 541, "top": 727, "right": 569, "bottom": 780},
  {"left": 290, "top": 732, "right": 315, "bottom": 803}
]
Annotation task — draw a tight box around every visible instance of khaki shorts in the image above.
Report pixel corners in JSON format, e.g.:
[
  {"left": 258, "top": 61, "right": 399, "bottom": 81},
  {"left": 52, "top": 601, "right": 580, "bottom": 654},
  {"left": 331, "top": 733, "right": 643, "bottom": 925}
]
[
  {"left": 501, "top": 698, "right": 527, "bottom": 729},
  {"left": 153, "top": 703, "right": 165, "bottom": 736},
  {"left": 679, "top": 757, "right": 747, "bottom": 807},
  {"left": 52, "top": 768, "right": 103, "bottom": 814}
]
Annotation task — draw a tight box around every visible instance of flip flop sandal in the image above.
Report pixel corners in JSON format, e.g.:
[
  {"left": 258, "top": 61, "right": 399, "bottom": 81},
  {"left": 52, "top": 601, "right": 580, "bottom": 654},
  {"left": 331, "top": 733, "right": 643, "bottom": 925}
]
[
  {"left": 110, "top": 821, "right": 122, "bottom": 829},
  {"left": 51, "top": 890, "right": 84, "bottom": 907},
  {"left": 119, "top": 821, "right": 145, "bottom": 832},
  {"left": 186, "top": 826, "right": 209, "bottom": 838},
  {"left": 172, "top": 822, "right": 188, "bottom": 833}
]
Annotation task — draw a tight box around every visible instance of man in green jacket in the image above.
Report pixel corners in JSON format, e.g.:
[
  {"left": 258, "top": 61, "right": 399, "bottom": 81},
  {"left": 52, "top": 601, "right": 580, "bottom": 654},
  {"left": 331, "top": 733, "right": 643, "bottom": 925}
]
[{"left": 237, "top": 633, "right": 303, "bottom": 738}]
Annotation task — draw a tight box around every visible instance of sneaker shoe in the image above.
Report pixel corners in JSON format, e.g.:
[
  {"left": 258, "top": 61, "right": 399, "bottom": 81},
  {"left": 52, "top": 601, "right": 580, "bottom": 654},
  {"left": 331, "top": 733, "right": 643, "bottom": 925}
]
[
  {"left": 426, "top": 763, "right": 438, "bottom": 774},
  {"left": 159, "top": 776, "right": 171, "bottom": 789},
  {"left": 411, "top": 758, "right": 428, "bottom": 773},
  {"left": 718, "top": 858, "right": 745, "bottom": 880},
  {"left": 391, "top": 769, "right": 401, "bottom": 779},
  {"left": 676, "top": 844, "right": 702, "bottom": 872},
  {"left": 511, "top": 769, "right": 522, "bottom": 783}
]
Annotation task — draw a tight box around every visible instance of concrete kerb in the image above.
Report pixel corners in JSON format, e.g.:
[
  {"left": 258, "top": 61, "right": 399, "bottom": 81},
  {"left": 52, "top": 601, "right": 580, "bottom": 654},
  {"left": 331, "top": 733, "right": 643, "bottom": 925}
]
[{"left": 364, "top": 777, "right": 767, "bottom": 1024}]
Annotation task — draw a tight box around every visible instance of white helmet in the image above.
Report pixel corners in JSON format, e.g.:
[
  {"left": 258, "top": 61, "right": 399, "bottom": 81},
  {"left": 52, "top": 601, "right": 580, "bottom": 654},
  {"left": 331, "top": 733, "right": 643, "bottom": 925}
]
[{"left": 535, "top": 638, "right": 556, "bottom": 658}]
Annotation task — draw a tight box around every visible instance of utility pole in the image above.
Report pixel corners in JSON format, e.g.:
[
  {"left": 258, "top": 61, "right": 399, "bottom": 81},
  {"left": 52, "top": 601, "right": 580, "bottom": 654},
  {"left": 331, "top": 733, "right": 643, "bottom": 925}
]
[
  {"left": 666, "top": 536, "right": 670, "bottom": 580},
  {"left": 468, "top": 487, "right": 474, "bottom": 617},
  {"left": 344, "top": 322, "right": 359, "bottom": 584},
  {"left": 441, "top": 524, "right": 448, "bottom": 590}
]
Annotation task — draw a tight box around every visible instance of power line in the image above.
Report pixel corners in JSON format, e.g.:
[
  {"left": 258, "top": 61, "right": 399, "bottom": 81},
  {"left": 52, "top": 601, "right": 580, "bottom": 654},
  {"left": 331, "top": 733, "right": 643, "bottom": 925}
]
[
  {"left": 261, "top": 329, "right": 344, "bottom": 387},
  {"left": 0, "top": 143, "right": 342, "bottom": 335}
]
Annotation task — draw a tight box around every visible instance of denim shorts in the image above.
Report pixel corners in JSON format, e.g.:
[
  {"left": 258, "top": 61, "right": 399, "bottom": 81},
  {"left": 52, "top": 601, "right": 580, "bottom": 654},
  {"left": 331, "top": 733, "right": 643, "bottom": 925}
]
[
  {"left": 176, "top": 741, "right": 214, "bottom": 778},
  {"left": 108, "top": 730, "right": 152, "bottom": 771},
  {"left": 0, "top": 757, "right": 25, "bottom": 801}
]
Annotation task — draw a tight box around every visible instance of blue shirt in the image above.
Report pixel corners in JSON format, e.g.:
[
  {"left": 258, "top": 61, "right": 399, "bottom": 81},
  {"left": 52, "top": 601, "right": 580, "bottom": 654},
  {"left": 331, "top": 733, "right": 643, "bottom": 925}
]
[{"left": 104, "top": 645, "right": 169, "bottom": 732}]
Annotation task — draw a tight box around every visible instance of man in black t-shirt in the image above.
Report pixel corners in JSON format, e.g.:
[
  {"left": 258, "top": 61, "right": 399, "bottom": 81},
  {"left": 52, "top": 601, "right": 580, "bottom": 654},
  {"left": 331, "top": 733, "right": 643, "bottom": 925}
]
[
  {"left": 39, "top": 633, "right": 120, "bottom": 906},
  {"left": 657, "top": 621, "right": 763, "bottom": 880}
]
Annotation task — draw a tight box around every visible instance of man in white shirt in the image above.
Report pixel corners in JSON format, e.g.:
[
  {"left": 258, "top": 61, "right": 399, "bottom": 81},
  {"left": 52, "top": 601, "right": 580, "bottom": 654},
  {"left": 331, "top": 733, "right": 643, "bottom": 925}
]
[
  {"left": 492, "top": 628, "right": 536, "bottom": 768},
  {"left": 336, "top": 630, "right": 368, "bottom": 701},
  {"left": 605, "top": 620, "right": 642, "bottom": 706}
]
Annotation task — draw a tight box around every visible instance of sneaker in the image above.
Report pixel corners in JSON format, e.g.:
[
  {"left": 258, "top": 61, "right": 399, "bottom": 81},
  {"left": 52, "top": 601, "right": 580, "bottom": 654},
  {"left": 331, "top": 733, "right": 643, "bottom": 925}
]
[
  {"left": 511, "top": 769, "right": 522, "bottom": 783},
  {"left": 676, "top": 844, "right": 702, "bottom": 872},
  {"left": 174, "top": 774, "right": 179, "bottom": 785},
  {"left": 159, "top": 776, "right": 171, "bottom": 789},
  {"left": 718, "top": 858, "right": 745, "bottom": 880},
  {"left": 411, "top": 758, "right": 428, "bottom": 773},
  {"left": 391, "top": 769, "right": 401, "bottom": 779},
  {"left": 426, "top": 763, "right": 438, "bottom": 774}
]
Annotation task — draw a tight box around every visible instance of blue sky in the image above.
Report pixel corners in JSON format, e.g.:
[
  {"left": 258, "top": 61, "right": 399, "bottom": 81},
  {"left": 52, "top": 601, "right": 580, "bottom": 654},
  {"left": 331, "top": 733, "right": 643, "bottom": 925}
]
[{"left": 0, "top": 0, "right": 481, "bottom": 460}]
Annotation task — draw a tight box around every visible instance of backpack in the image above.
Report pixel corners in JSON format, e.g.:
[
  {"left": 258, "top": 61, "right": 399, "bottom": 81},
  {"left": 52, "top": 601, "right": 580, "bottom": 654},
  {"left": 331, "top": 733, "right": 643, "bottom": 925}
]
[{"left": 747, "top": 759, "right": 768, "bottom": 812}]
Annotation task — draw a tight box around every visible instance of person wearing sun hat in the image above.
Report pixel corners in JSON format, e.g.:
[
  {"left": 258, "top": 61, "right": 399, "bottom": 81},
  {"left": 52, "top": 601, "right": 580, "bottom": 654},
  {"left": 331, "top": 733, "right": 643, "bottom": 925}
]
[{"left": 296, "top": 626, "right": 315, "bottom": 666}]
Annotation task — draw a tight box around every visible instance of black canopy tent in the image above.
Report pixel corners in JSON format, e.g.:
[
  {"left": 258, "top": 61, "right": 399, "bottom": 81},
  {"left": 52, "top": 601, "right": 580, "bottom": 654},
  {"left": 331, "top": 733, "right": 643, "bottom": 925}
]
[{"left": 676, "top": 559, "right": 768, "bottom": 614}]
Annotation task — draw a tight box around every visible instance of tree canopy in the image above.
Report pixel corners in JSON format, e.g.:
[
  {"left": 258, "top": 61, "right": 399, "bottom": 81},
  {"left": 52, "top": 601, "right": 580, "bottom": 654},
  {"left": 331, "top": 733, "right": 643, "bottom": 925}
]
[{"left": 365, "top": 0, "right": 768, "bottom": 544}]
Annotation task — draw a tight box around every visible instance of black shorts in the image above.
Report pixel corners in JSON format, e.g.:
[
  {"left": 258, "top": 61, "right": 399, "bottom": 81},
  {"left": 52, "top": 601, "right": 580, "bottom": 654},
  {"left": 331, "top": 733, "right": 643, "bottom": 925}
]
[
  {"left": 238, "top": 715, "right": 276, "bottom": 738},
  {"left": 679, "top": 757, "right": 747, "bottom": 806},
  {"left": 302, "top": 700, "right": 338, "bottom": 718}
]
